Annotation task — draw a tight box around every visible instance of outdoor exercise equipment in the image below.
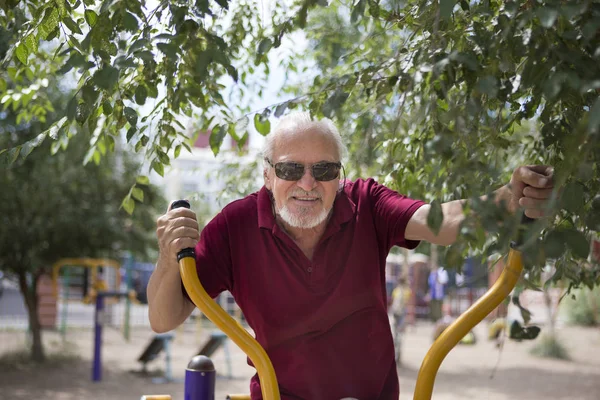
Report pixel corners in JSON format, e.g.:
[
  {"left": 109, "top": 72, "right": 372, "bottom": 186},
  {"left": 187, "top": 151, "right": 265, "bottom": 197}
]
[
  {"left": 135, "top": 332, "right": 176, "bottom": 383},
  {"left": 52, "top": 258, "right": 122, "bottom": 302},
  {"left": 142, "top": 200, "right": 533, "bottom": 400},
  {"left": 92, "top": 290, "right": 139, "bottom": 382}
]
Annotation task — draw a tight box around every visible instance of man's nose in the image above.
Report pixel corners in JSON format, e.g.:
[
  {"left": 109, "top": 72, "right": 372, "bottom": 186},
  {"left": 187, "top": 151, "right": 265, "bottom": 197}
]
[{"left": 296, "top": 167, "right": 317, "bottom": 192}]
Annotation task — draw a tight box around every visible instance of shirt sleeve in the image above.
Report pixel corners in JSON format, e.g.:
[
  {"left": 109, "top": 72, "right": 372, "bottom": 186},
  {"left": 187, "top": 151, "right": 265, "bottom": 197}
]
[
  {"left": 366, "top": 178, "right": 426, "bottom": 250},
  {"left": 182, "top": 211, "right": 233, "bottom": 302}
]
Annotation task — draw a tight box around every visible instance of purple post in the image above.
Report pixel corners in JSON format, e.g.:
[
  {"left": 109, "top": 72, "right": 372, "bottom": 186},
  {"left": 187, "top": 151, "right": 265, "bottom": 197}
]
[
  {"left": 185, "top": 355, "right": 216, "bottom": 400},
  {"left": 92, "top": 294, "right": 104, "bottom": 382}
]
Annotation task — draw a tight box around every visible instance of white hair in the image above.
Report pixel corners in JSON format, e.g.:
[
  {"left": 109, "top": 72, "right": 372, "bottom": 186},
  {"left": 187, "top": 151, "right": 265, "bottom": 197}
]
[{"left": 260, "top": 111, "right": 348, "bottom": 165}]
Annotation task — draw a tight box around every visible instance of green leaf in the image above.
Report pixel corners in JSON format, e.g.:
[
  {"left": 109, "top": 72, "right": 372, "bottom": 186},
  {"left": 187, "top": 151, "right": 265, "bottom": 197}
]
[
  {"left": 440, "top": 0, "right": 456, "bottom": 19},
  {"left": 129, "top": 38, "right": 150, "bottom": 53},
  {"left": 235, "top": 115, "right": 249, "bottom": 132},
  {"left": 93, "top": 66, "right": 120, "bottom": 90},
  {"left": 102, "top": 100, "right": 113, "bottom": 115},
  {"left": 209, "top": 125, "right": 227, "bottom": 155},
  {"left": 322, "top": 90, "right": 349, "bottom": 118},
  {"left": 157, "top": 42, "right": 179, "bottom": 58},
  {"left": 253, "top": 113, "right": 271, "bottom": 136},
  {"left": 132, "top": 187, "right": 144, "bottom": 202},
  {"left": 257, "top": 38, "right": 272, "bottom": 55},
  {"left": 135, "top": 85, "right": 147, "bottom": 105},
  {"left": 152, "top": 160, "right": 164, "bottom": 177},
  {"left": 24, "top": 34, "right": 38, "bottom": 55},
  {"left": 0, "top": 147, "right": 21, "bottom": 166},
  {"left": 15, "top": 43, "right": 28, "bottom": 65},
  {"left": 123, "top": 12, "right": 139, "bottom": 32},
  {"left": 85, "top": 9, "right": 98, "bottom": 26},
  {"left": 20, "top": 133, "right": 47, "bottom": 159},
  {"left": 537, "top": 8, "right": 558, "bottom": 29},
  {"left": 565, "top": 229, "right": 589, "bottom": 259},
  {"left": 75, "top": 102, "right": 91, "bottom": 125},
  {"left": 124, "top": 107, "right": 138, "bottom": 126},
  {"left": 351, "top": 0, "right": 366, "bottom": 24},
  {"left": 275, "top": 102, "right": 288, "bottom": 117},
  {"left": 427, "top": 200, "right": 444, "bottom": 236},
  {"left": 40, "top": 7, "right": 60, "bottom": 40},
  {"left": 63, "top": 16, "right": 83, "bottom": 35},
  {"left": 476, "top": 76, "right": 498, "bottom": 98},
  {"left": 121, "top": 194, "right": 135, "bottom": 215},
  {"left": 214, "top": 0, "right": 229, "bottom": 9},
  {"left": 544, "top": 230, "right": 566, "bottom": 259},
  {"left": 66, "top": 96, "right": 78, "bottom": 120},
  {"left": 561, "top": 181, "right": 585, "bottom": 213},
  {"left": 136, "top": 175, "right": 150, "bottom": 185},
  {"left": 588, "top": 97, "right": 600, "bottom": 134},
  {"left": 585, "top": 208, "right": 600, "bottom": 231}
]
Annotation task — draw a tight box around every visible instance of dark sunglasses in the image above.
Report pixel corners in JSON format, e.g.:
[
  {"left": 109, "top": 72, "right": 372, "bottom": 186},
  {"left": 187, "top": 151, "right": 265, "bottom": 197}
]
[{"left": 265, "top": 159, "right": 342, "bottom": 181}]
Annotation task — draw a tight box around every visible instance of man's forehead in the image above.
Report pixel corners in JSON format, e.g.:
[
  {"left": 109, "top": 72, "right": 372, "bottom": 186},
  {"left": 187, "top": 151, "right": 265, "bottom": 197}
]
[{"left": 272, "top": 128, "right": 339, "bottom": 162}]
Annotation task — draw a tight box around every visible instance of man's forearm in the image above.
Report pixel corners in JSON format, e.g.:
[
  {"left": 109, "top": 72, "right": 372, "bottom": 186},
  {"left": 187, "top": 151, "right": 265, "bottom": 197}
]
[
  {"left": 147, "top": 256, "right": 194, "bottom": 333},
  {"left": 406, "top": 185, "right": 512, "bottom": 246}
]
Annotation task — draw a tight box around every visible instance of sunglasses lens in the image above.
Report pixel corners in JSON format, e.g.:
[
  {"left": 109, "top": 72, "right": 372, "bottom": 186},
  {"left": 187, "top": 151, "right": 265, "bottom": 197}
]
[
  {"left": 312, "top": 163, "right": 340, "bottom": 181},
  {"left": 275, "top": 163, "right": 305, "bottom": 181},
  {"left": 272, "top": 161, "right": 341, "bottom": 181}
]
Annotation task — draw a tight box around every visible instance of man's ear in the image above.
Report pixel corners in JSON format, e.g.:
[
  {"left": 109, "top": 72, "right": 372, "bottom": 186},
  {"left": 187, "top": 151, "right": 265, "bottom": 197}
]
[{"left": 264, "top": 169, "right": 272, "bottom": 190}]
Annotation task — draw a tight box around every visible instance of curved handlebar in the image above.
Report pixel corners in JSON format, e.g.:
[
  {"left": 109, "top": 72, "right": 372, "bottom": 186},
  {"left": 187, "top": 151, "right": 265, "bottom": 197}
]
[
  {"left": 171, "top": 200, "right": 280, "bottom": 400},
  {"left": 413, "top": 213, "right": 532, "bottom": 399},
  {"left": 413, "top": 247, "right": 523, "bottom": 399}
]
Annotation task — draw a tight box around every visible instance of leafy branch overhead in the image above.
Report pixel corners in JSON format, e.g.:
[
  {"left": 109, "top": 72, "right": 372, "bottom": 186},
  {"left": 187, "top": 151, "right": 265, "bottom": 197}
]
[
  {"left": 1, "top": 0, "right": 287, "bottom": 179},
  {"left": 1, "top": 0, "right": 599, "bottom": 290}
]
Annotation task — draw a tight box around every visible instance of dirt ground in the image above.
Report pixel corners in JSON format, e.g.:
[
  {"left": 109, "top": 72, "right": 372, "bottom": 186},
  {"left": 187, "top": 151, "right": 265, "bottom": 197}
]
[{"left": 0, "top": 319, "right": 599, "bottom": 400}]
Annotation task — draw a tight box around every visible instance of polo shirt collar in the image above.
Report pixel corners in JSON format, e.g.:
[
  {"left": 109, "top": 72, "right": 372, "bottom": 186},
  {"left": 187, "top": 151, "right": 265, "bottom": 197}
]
[{"left": 257, "top": 185, "right": 356, "bottom": 232}]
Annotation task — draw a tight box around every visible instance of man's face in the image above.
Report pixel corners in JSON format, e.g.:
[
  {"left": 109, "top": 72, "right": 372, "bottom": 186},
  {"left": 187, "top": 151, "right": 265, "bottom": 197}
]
[{"left": 265, "top": 128, "right": 341, "bottom": 230}]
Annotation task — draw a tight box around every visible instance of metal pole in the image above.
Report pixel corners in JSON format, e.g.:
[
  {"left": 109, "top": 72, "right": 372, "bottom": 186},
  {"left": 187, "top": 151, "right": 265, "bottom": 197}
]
[
  {"left": 92, "top": 293, "right": 104, "bottom": 382},
  {"left": 184, "top": 355, "right": 215, "bottom": 400},
  {"left": 61, "top": 268, "right": 70, "bottom": 340},
  {"left": 124, "top": 252, "right": 132, "bottom": 342}
]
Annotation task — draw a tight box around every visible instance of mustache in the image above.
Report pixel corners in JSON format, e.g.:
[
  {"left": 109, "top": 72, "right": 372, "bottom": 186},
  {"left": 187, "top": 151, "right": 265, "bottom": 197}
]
[{"left": 287, "top": 189, "right": 322, "bottom": 199}]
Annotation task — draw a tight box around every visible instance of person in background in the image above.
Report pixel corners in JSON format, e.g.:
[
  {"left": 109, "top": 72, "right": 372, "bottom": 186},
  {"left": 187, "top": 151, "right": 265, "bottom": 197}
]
[{"left": 428, "top": 266, "right": 449, "bottom": 322}]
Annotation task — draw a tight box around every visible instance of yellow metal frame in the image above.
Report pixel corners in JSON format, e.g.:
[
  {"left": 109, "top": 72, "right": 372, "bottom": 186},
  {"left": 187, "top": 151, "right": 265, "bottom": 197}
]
[
  {"left": 413, "top": 248, "right": 523, "bottom": 399},
  {"left": 179, "top": 257, "right": 280, "bottom": 400},
  {"left": 180, "top": 246, "right": 523, "bottom": 400},
  {"left": 51, "top": 258, "right": 121, "bottom": 300}
]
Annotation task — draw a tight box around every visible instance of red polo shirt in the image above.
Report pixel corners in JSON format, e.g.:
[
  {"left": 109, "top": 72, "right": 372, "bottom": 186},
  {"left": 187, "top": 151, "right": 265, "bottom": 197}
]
[{"left": 192, "top": 178, "right": 425, "bottom": 400}]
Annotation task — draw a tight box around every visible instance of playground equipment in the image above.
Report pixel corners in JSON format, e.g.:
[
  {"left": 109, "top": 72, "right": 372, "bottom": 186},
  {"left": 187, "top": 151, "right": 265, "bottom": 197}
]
[
  {"left": 142, "top": 200, "right": 532, "bottom": 400},
  {"left": 52, "top": 258, "right": 122, "bottom": 303},
  {"left": 135, "top": 332, "right": 178, "bottom": 383},
  {"left": 92, "top": 289, "right": 139, "bottom": 381},
  {"left": 52, "top": 258, "right": 138, "bottom": 339}
]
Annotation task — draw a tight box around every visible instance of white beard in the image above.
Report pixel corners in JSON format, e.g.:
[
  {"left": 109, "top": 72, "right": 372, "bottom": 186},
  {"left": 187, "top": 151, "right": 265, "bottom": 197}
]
[{"left": 277, "top": 204, "right": 330, "bottom": 229}]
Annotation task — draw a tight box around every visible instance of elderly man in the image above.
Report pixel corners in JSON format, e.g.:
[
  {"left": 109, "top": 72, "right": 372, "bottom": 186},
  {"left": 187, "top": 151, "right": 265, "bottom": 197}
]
[{"left": 147, "top": 112, "right": 553, "bottom": 399}]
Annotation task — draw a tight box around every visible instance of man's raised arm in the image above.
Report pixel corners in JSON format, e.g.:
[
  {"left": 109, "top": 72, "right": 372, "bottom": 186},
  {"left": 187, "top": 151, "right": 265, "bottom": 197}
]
[{"left": 405, "top": 165, "right": 554, "bottom": 246}]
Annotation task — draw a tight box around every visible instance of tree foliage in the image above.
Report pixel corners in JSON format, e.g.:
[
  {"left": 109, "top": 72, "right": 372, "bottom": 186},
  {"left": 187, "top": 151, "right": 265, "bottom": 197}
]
[
  {"left": 1, "top": 0, "right": 599, "bottom": 294},
  {"left": 0, "top": 71, "right": 165, "bottom": 361},
  {"left": 278, "top": 0, "right": 600, "bottom": 293}
]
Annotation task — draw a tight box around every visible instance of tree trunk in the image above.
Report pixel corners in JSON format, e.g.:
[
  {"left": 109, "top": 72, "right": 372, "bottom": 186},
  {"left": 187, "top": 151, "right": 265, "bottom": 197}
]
[{"left": 18, "top": 271, "right": 45, "bottom": 362}]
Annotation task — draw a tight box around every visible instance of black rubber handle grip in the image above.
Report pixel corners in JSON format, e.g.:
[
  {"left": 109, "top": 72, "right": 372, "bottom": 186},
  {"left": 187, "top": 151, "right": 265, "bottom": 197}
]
[{"left": 170, "top": 200, "right": 196, "bottom": 261}]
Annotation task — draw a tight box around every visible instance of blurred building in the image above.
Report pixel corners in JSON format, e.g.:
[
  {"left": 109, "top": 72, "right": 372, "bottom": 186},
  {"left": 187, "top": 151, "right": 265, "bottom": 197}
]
[{"left": 157, "top": 129, "right": 261, "bottom": 217}]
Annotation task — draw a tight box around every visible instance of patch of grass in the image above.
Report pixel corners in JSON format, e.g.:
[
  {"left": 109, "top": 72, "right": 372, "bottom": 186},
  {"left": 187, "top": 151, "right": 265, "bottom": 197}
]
[
  {"left": 530, "top": 334, "right": 570, "bottom": 360},
  {"left": 0, "top": 341, "right": 81, "bottom": 371},
  {"left": 563, "top": 288, "right": 600, "bottom": 327}
]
